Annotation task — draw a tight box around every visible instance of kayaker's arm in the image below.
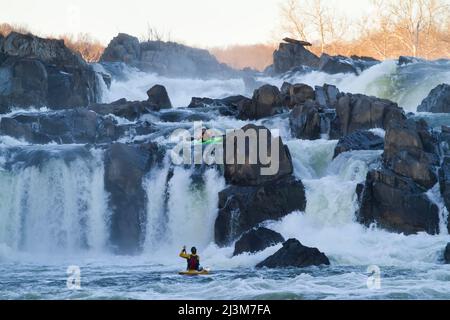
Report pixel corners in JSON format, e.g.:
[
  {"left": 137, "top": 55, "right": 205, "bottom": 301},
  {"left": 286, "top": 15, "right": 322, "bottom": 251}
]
[{"left": 179, "top": 248, "right": 189, "bottom": 259}]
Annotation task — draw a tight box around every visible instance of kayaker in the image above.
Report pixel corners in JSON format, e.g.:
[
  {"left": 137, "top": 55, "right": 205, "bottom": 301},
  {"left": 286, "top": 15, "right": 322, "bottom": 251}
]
[{"left": 179, "top": 246, "right": 202, "bottom": 271}]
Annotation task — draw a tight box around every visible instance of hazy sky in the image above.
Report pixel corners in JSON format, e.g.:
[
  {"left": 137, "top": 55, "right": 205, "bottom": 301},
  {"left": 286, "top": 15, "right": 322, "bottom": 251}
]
[{"left": 0, "top": 0, "right": 374, "bottom": 47}]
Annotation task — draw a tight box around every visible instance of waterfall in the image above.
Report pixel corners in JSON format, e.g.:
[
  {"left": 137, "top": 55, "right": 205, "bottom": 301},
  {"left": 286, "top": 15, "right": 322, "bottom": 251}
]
[{"left": 0, "top": 146, "right": 110, "bottom": 254}]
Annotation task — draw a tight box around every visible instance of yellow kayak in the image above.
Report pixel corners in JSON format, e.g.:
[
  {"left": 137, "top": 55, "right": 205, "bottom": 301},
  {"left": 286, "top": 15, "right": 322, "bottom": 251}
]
[{"left": 178, "top": 269, "right": 211, "bottom": 276}]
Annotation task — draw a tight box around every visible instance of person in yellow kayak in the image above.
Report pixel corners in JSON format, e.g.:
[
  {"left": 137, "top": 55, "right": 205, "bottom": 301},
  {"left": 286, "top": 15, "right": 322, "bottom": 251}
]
[{"left": 179, "top": 246, "right": 203, "bottom": 271}]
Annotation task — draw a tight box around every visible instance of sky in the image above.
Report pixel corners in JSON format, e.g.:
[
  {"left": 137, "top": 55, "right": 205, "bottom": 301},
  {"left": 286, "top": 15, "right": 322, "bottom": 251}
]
[{"left": 0, "top": 0, "right": 374, "bottom": 47}]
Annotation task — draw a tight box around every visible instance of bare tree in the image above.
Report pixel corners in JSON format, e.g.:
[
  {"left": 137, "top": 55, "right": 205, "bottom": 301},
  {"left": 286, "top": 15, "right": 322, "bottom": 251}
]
[{"left": 279, "top": 0, "right": 308, "bottom": 41}]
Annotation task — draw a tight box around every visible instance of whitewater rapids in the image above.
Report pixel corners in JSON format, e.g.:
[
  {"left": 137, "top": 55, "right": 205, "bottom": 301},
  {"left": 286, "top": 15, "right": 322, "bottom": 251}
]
[{"left": 0, "top": 60, "right": 450, "bottom": 299}]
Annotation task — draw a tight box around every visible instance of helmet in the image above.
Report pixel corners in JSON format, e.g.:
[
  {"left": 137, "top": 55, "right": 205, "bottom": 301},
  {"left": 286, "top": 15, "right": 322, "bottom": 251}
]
[{"left": 191, "top": 247, "right": 197, "bottom": 254}]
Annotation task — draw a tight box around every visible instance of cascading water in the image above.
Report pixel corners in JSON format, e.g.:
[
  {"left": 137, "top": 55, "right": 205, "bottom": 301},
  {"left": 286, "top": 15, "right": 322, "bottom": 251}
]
[
  {"left": 0, "top": 60, "right": 450, "bottom": 299},
  {"left": 0, "top": 146, "right": 110, "bottom": 254}
]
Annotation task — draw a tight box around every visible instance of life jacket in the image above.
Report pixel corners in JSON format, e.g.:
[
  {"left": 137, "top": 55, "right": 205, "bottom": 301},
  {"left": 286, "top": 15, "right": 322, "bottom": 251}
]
[{"left": 187, "top": 254, "right": 200, "bottom": 270}]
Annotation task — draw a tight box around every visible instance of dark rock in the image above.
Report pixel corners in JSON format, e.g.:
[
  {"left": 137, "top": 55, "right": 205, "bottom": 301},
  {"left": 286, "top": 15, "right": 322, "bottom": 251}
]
[
  {"left": 215, "top": 177, "right": 306, "bottom": 246},
  {"left": 256, "top": 239, "right": 330, "bottom": 268},
  {"left": 105, "top": 142, "right": 163, "bottom": 253},
  {"left": 273, "top": 42, "right": 320, "bottom": 74},
  {"left": 0, "top": 32, "right": 100, "bottom": 111},
  {"left": 89, "top": 98, "right": 156, "bottom": 121},
  {"left": 417, "top": 84, "right": 450, "bottom": 113},
  {"left": 238, "top": 85, "right": 282, "bottom": 120},
  {"left": 159, "top": 109, "right": 212, "bottom": 122},
  {"left": 288, "top": 83, "right": 315, "bottom": 107},
  {"left": 233, "top": 227, "right": 284, "bottom": 256},
  {"left": 147, "top": 84, "right": 172, "bottom": 110},
  {"left": 331, "top": 93, "right": 406, "bottom": 139},
  {"left": 0, "top": 57, "right": 48, "bottom": 109},
  {"left": 100, "top": 33, "right": 141, "bottom": 64},
  {"left": 318, "top": 54, "right": 359, "bottom": 75},
  {"left": 358, "top": 169, "right": 440, "bottom": 235},
  {"left": 438, "top": 157, "right": 450, "bottom": 233},
  {"left": 0, "top": 109, "right": 120, "bottom": 144},
  {"left": 334, "top": 130, "right": 384, "bottom": 158},
  {"left": 223, "top": 124, "right": 293, "bottom": 186},
  {"left": 444, "top": 243, "right": 450, "bottom": 264},
  {"left": 314, "top": 84, "right": 340, "bottom": 108},
  {"left": 383, "top": 119, "right": 439, "bottom": 189},
  {"left": 188, "top": 95, "right": 250, "bottom": 110},
  {"left": 398, "top": 56, "right": 422, "bottom": 66},
  {"left": 289, "top": 102, "right": 322, "bottom": 140}
]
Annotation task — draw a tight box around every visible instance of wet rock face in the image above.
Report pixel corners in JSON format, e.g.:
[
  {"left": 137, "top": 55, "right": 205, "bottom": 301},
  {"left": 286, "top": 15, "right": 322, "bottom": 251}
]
[
  {"left": 358, "top": 169, "right": 440, "bottom": 235},
  {"left": 233, "top": 227, "right": 284, "bottom": 256},
  {"left": 273, "top": 42, "right": 320, "bottom": 74},
  {"left": 289, "top": 102, "right": 322, "bottom": 140},
  {"left": 358, "top": 119, "right": 441, "bottom": 235},
  {"left": 417, "top": 84, "right": 450, "bottom": 113},
  {"left": 223, "top": 124, "right": 293, "bottom": 186},
  {"left": 438, "top": 157, "right": 450, "bottom": 233},
  {"left": 318, "top": 54, "right": 359, "bottom": 75},
  {"left": 100, "top": 33, "right": 141, "bottom": 64},
  {"left": 0, "top": 109, "right": 121, "bottom": 144},
  {"left": 314, "top": 84, "right": 340, "bottom": 108},
  {"left": 214, "top": 177, "right": 306, "bottom": 247},
  {"left": 89, "top": 98, "right": 156, "bottom": 121},
  {"left": 333, "top": 130, "right": 384, "bottom": 158},
  {"left": 105, "top": 142, "right": 163, "bottom": 254},
  {"left": 147, "top": 85, "right": 172, "bottom": 110},
  {"left": 383, "top": 119, "right": 439, "bottom": 189},
  {"left": 256, "top": 239, "right": 330, "bottom": 268},
  {"left": 444, "top": 243, "right": 450, "bottom": 264},
  {"left": 238, "top": 85, "right": 283, "bottom": 120},
  {"left": 330, "top": 93, "right": 406, "bottom": 139},
  {"left": 0, "top": 32, "right": 100, "bottom": 112}
]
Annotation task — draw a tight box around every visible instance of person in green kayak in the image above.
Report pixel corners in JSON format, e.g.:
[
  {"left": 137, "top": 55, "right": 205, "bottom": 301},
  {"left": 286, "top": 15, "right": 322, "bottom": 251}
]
[{"left": 179, "top": 246, "right": 203, "bottom": 271}]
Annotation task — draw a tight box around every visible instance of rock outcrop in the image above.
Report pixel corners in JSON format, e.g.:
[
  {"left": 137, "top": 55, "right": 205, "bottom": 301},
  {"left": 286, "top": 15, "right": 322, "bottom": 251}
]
[
  {"left": 0, "top": 32, "right": 101, "bottom": 112},
  {"left": 444, "top": 243, "right": 450, "bottom": 264},
  {"left": 223, "top": 124, "right": 293, "bottom": 186},
  {"left": 333, "top": 130, "right": 384, "bottom": 158},
  {"left": 146, "top": 84, "right": 172, "bottom": 109},
  {"left": 238, "top": 85, "right": 283, "bottom": 120},
  {"left": 256, "top": 239, "right": 330, "bottom": 268},
  {"left": 358, "top": 119, "right": 441, "bottom": 235},
  {"left": 417, "top": 84, "right": 450, "bottom": 113},
  {"left": 233, "top": 227, "right": 284, "bottom": 256},
  {"left": 273, "top": 41, "right": 320, "bottom": 74},
  {"left": 289, "top": 101, "right": 322, "bottom": 140},
  {"left": 101, "top": 33, "right": 236, "bottom": 79},
  {"left": 215, "top": 177, "right": 306, "bottom": 247},
  {"left": 105, "top": 142, "right": 163, "bottom": 253}
]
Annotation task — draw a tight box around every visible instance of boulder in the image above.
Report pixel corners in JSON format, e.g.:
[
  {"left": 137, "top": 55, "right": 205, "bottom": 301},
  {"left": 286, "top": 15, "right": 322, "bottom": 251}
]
[
  {"left": 238, "top": 85, "right": 282, "bottom": 120},
  {"left": 0, "top": 57, "right": 48, "bottom": 109},
  {"left": 188, "top": 95, "right": 250, "bottom": 116},
  {"left": 105, "top": 142, "right": 163, "bottom": 253},
  {"left": 273, "top": 42, "right": 320, "bottom": 74},
  {"left": 314, "top": 84, "right": 340, "bottom": 108},
  {"left": 383, "top": 119, "right": 439, "bottom": 189},
  {"left": 100, "top": 33, "right": 141, "bottom": 64},
  {"left": 256, "top": 239, "right": 330, "bottom": 268},
  {"left": 146, "top": 84, "right": 172, "bottom": 109},
  {"left": 289, "top": 101, "right": 322, "bottom": 140},
  {"left": 318, "top": 54, "right": 359, "bottom": 75},
  {"left": 330, "top": 93, "right": 406, "bottom": 139},
  {"left": 233, "top": 227, "right": 284, "bottom": 256},
  {"left": 215, "top": 177, "right": 306, "bottom": 246},
  {"left": 0, "top": 109, "right": 120, "bottom": 144},
  {"left": 438, "top": 157, "right": 450, "bottom": 233},
  {"left": 89, "top": 98, "right": 156, "bottom": 121},
  {"left": 223, "top": 124, "right": 293, "bottom": 186},
  {"left": 333, "top": 130, "right": 384, "bottom": 158},
  {"left": 288, "top": 83, "right": 315, "bottom": 107},
  {"left": 417, "top": 84, "right": 450, "bottom": 113},
  {"left": 0, "top": 32, "right": 100, "bottom": 111},
  {"left": 444, "top": 243, "right": 450, "bottom": 264},
  {"left": 358, "top": 169, "right": 440, "bottom": 235}
]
